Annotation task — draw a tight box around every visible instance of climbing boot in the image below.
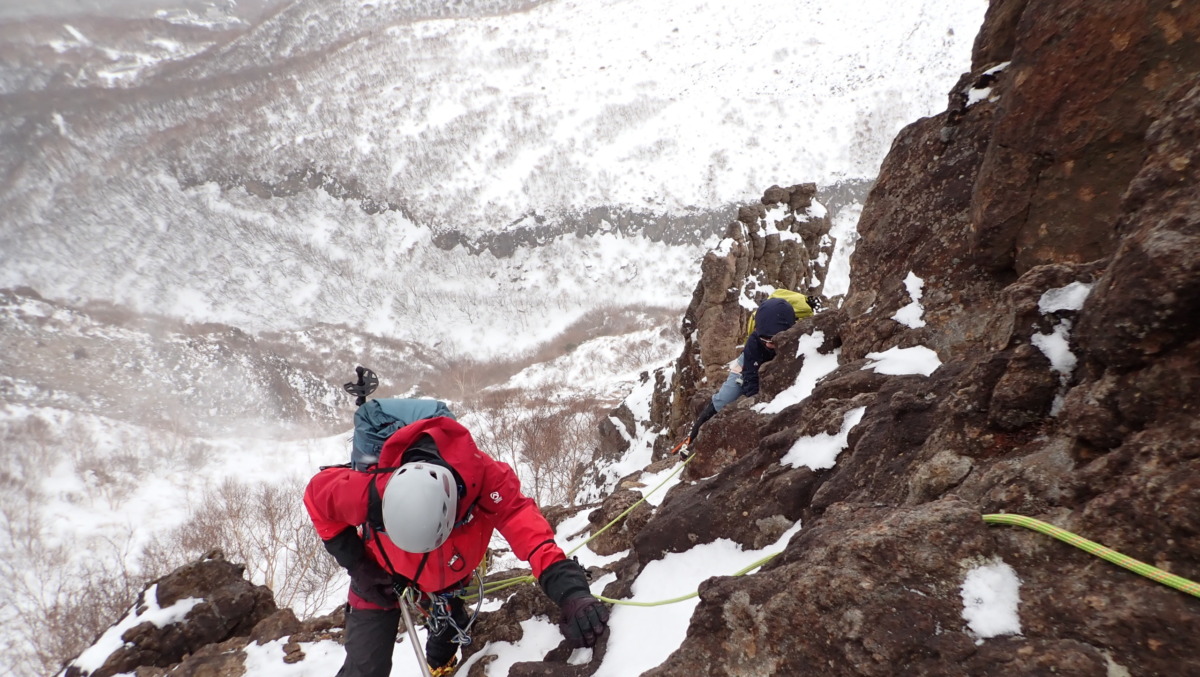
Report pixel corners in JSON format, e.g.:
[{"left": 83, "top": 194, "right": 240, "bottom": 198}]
[{"left": 687, "top": 401, "right": 718, "bottom": 449}]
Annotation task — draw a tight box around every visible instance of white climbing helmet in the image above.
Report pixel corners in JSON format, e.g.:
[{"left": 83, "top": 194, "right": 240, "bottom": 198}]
[{"left": 381, "top": 461, "right": 458, "bottom": 553}]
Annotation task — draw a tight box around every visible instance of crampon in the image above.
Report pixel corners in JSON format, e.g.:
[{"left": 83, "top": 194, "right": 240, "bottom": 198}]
[{"left": 429, "top": 655, "right": 459, "bottom": 676}]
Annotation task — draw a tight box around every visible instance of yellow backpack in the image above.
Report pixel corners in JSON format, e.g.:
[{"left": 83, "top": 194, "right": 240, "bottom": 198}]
[{"left": 744, "top": 289, "right": 814, "bottom": 339}]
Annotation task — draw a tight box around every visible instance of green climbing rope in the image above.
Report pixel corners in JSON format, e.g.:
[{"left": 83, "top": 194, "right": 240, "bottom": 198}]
[
  {"left": 595, "top": 551, "right": 781, "bottom": 607},
  {"left": 468, "top": 575, "right": 535, "bottom": 598},
  {"left": 983, "top": 513, "right": 1200, "bottom": 599},
  {"left": 462, "top": 453, "right": 697, "bottom": 601},
  {"left": 460, "top": 453, "right": 788, "bottom": 607},
  {"left": 566, "top": 453, "right": 695, "bottom": 558}
]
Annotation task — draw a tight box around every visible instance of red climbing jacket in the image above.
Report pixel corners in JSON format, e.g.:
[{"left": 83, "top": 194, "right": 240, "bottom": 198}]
[{"left": 304, "top": 417, "right": 567, "bottom": 595}]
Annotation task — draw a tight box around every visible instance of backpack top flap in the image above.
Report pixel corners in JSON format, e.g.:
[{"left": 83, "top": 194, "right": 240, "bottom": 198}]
[{"left": 352, "top": 398, "right": 456, "bottom": 459}]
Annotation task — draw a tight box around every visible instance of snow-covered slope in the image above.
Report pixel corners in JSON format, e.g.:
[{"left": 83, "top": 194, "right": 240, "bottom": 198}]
[
  {"left": 146, "top": 0, "right": 981, "bottom": 225},
  {"left": 0, "top": 0, "right": 984, "bottom": 356}
]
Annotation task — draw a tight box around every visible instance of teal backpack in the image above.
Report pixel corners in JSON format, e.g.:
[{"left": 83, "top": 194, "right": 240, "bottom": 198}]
[{"left": 343, "top": 367, "right": 456, "bottom": 470}]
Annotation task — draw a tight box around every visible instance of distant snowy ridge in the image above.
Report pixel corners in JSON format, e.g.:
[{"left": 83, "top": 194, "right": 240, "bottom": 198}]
[
  {"left": 154, "top": 0, "right": 983, "bottom": 230},
  {"left": 2, "top": 0, "right": 983, "bottom": 354}
]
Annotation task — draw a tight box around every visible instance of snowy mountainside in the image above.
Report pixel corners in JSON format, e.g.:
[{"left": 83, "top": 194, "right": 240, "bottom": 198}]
[
  {"left": 150, "top": 0, "right": 982, "bottom": 229},
  {"left": 0, "top": 286, "right": 434, "bottom": 437},
  {"left": 2, "top": 182, "right": 703, "bottom": 358},
  {"left": 0, "top": 14, "right": 240, "bottom": 93},
  {"left": 0, "top": 0, "right": 984, "bottom": 356},
  {"left": 157, "top": 0, "right": 552, "bottom": 81},
  {"left": 0, "top": 286, "right": 681, "bottom": 437}
]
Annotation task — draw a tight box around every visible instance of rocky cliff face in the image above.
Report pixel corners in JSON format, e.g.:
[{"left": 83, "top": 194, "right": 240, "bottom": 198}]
[
  {"left": 638, "top": 0, "right": 1200, "bottom": 674},
  {"left": 656, "top": 182, "right": 833, "bottom": 453},
  {"left": 58, "top": 1, "right": 1199, "bottom": 675}
]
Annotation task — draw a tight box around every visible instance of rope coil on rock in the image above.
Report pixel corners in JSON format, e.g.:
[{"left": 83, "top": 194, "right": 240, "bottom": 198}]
[{"left": 983, "top": 513, "right": 1200, "bottom": 598}]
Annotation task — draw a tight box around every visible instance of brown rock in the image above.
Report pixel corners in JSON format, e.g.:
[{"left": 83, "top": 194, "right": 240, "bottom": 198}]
[
  {"left": 603, "top": 3, "right": 1200, "bottom": 675},
  {"left": 249, "top": 608, "right": 301, "bottom": 645},
  {"left": 645, "top": 500, "right": 997, "bottom": 677},
  {"left": 62, "top": 552, "right": 276, "bottom": 677},
  {"left": 969, "top": 0, "right": 1200, "bottom": 275},
  {"left": 986, "top": 343, "right": 1059, "bottom": 430},
  {"left": 1074, "top": 83, "right": 1200, "bottom": 369},
  {"left": 586, "top": 488, "right": 654, "bottom": 556}
]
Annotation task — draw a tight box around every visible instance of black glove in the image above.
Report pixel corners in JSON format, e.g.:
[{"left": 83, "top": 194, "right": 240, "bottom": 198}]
[
  {"left": 539, "top": 558, "right": 609, "bottom": 648},
  {"left": 559, "top": 592, "right": 609, "bottom": 648},
  {"left": 347, "top": 558, "right": 398, "bottom": 608}
]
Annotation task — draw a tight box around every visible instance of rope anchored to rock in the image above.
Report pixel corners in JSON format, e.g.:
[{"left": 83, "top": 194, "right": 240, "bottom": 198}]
[
  {"left": 983, "top": 513, "right": 1200, "bottom": 599},
  {"left": 466, "top": 478, "right": 1200, "bottom": 617}
]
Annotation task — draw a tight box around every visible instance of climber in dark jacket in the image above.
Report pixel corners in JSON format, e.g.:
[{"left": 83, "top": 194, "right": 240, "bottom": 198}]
[
  {"left": 738, "top": 296, "right": 796, "bottom": 398},
  {"left": 688, "top": 297, "right": 798, "bottom": 443}
]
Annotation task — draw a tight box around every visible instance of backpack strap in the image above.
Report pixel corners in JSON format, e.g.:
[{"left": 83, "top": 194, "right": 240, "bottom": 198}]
[
  {"left": 364, "top": 466, "right": 400, "bottom": 532},
  {"left": 454, "top": 498, "right": 478, "bottom": 528},
  {"left": 363, "top": 470, "right": 413, "bottom": 595}
]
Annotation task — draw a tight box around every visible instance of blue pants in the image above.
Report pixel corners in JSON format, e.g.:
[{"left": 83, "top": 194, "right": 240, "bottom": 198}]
[{"left": 711, "top": 354, "right": 744, "bottom": 411}]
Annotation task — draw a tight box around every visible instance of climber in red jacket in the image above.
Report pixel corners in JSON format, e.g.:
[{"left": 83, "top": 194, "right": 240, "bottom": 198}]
[{"left": 305, "top": 416, "right": 608, "bottom": 677}]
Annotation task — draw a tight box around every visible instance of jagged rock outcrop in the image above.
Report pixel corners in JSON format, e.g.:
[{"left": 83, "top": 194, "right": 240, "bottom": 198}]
[
  {"left": 963, "top": 0, "right": 1196, "bottom": 276},
  {"left": 657, "top": 183, "right": 832, "bottom": 451},
  {"left": 590, "top": 183, "right": 832, "bottom": 473},
  {"left": 61, "top": 551, "right": 279, "bottom": 677},
  {"left": 60, "top": 550, "right": 347, "bottom": 677}
]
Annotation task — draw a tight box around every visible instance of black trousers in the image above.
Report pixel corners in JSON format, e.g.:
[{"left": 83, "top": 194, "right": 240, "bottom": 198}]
[
  {"left": 337, "top": 606, "right": 401, "bottom": 677},
  {"left": 336, "top": 597, "right": 468, "bottom": 676}
]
